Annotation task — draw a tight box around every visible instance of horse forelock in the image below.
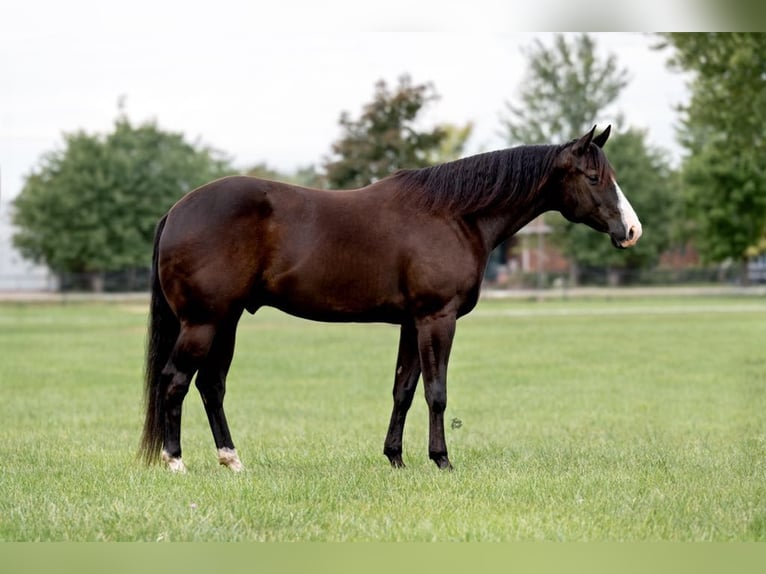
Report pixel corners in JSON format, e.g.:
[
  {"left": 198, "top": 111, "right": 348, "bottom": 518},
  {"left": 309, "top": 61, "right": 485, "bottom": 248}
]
[
  {"left": 562, "top": 136, "right": 615, "bottom": 181},
  {"left": 389, "top": 145, "right": 562, "bottom": 216}
]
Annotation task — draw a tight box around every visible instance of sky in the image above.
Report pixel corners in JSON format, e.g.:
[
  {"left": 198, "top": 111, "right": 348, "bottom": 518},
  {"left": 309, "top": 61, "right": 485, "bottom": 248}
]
[{"left": 1, "top": 1, "right": 702, "bottom": 203}]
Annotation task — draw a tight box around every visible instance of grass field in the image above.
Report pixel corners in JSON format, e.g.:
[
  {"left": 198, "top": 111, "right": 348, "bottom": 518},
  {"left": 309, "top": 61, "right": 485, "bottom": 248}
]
[{"left": 1, "top": 295, "right": 765, "bottom": 541}]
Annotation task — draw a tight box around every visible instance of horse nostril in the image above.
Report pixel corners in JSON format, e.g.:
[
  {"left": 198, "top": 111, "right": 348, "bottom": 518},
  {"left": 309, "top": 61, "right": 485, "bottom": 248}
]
[{"left": 627, "top": 226, "right": 636, "bottom": 241}]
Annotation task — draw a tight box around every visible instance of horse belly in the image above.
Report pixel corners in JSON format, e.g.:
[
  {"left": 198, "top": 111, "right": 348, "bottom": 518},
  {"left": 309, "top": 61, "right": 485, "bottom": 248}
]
[{"left": 263, "top": 257, "right": 406, "bottom": 324}]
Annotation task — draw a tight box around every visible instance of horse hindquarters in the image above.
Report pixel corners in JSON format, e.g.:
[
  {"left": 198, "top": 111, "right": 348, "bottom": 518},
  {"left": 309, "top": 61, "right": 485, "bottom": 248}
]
[
  {"left": 140, "top": 214, "right": 207, "bottom": 472},
  {"left": 140, "top": 213, "right": 244, "bottom": 472}
]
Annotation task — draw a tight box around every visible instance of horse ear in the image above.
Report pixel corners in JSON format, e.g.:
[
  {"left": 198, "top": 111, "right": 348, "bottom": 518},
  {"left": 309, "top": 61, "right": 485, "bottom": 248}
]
[
  {"left": 572, "top": 126, "right": 597, "bottom": 156},
  {"left": 592, "top": 125, "right": 611, "bottom": 148}
]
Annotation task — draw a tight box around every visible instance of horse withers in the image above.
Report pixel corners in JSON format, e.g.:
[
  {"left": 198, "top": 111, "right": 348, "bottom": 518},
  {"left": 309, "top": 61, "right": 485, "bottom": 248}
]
[{"left": 139, "top": 125, "right": 641, "bottom": 472}]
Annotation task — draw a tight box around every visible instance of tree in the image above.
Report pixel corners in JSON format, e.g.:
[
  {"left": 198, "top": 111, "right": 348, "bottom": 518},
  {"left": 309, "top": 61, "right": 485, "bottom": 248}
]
[
  {"left": 12, "top": 113, "right": 232, "bottom": 290},
  {"left": 425, "top": 122, "right": 475, "bottom": 165},
  {"left": 552, "top": 129, "right": 678, "bottom": 284},
  {"left": 500, "top": 33, "right": 628, "bottom": 146},
  {"left": 658, "top": 33, "right": 766, "bottom": 282},
  {"left": 323, "top": 75, "right": 471, "bottom": 189}
]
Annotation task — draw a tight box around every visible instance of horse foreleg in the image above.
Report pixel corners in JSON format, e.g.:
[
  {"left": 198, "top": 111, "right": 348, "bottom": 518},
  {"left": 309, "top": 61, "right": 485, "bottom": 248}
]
[
  {"left": 162, "top": 323, "right": 216, "bottom": 472},
  {"left": 383, "top": 323, "right": 421, "bottom": 468},
  {"left": 416, "top": 312, "right": 456, "bottom": 470},
  {"left": 195, "top": 316, "right": 243, "bottom": 472}
]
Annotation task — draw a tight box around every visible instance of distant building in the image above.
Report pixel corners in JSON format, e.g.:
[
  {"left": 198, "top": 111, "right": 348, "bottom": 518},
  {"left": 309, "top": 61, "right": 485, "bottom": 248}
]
[
  {"left": 0, "top": 201, "right": 58, "bottom": 291},
  {"left": 487, "top": 215, "right": 569, "bottom": 287}
]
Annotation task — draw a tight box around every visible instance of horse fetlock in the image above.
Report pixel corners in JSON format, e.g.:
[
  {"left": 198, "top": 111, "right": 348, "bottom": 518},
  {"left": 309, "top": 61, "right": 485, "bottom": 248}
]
[
  {"left": 161, "top": 450, "right": 187, "bottom": 473},
  {"left": 217, "top": 447, "right": 243, "bottom": 472}
]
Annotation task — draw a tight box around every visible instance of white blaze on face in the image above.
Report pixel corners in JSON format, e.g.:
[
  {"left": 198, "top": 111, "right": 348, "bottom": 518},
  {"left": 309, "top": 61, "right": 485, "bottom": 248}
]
[{"left": 613, "top": 178, "right": 642, "bottom": 247}]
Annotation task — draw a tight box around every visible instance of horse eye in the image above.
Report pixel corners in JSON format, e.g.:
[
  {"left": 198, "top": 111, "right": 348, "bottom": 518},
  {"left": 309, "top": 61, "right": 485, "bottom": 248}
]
[{"left": 586, "top": 174, "right": 599, "bottom": 185}]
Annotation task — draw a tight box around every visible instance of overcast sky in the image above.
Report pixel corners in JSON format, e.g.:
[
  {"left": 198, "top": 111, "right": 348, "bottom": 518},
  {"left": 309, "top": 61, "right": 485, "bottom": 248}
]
[{"left": 1, "top": 1, "right": 698, "bottom": 202}]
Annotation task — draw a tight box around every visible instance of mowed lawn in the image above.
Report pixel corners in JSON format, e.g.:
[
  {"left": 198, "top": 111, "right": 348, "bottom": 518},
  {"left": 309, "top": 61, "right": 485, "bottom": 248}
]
[{"left": 1, "top": 295, "right": 764, "bottom": 541}]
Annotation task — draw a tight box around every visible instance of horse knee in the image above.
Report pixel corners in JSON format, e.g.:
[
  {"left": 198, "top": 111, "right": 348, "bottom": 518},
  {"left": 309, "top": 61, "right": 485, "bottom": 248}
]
[
  {"left": 164, "top": 372, "right": 191, "bottom": 403},
  {"left": 425, "top": 385, "right": 447, "bottom": 413},
  {"left": 393, "top": 383, "right": 415, "bottom": 407}
]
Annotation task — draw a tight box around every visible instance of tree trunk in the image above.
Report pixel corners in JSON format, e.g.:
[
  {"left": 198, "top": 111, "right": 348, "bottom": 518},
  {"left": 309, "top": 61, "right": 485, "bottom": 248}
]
[
  {"left": 88, "top": 271, "right": 105, "bottom": 293},
  {"left": 740, "top": 257, "right": 751, "bottom": 286},
  {"left": 607, "top": 267, "right": 621, "bottom": 287},
  {"left": 568, "top": 260, "right": 580, "bottom": 288}
]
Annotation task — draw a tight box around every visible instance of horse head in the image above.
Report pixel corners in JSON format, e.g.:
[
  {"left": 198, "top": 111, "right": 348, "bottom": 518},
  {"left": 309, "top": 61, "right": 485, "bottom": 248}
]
[{"left": 555, "top": 125, "right": 642, "bottom": 249}]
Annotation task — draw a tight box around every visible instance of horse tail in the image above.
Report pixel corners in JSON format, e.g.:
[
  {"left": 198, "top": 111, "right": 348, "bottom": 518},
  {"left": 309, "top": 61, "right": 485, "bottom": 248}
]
[{"left": 139, "top": 214, "right": 178, "bottom": 465}]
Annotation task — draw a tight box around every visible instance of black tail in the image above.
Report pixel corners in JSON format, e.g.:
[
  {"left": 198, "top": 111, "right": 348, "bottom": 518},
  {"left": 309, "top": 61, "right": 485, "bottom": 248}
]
[{"left": 139, "top": 214, "right": 179, "bottom": 465}]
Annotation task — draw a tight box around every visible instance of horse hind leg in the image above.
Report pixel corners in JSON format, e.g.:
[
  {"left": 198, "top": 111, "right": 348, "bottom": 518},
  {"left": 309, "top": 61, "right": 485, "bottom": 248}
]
[
  {"left": 162, "top": 323, "right": 217, "bottom": 472},
  {"left": 194, "top": 314, "right": 243, "bottom": 472}
]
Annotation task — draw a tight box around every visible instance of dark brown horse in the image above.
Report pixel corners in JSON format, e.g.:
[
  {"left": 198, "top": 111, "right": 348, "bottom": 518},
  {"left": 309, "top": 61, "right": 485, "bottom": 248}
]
[{"left": 140, "top": 126, "right": 641, "bottom": 472}]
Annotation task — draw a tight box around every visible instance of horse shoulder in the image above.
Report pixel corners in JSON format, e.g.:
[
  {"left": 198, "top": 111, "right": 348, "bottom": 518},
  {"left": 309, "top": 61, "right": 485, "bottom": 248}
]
[{"left": 394, "top": 215, "right": 486, "bottom": 317}]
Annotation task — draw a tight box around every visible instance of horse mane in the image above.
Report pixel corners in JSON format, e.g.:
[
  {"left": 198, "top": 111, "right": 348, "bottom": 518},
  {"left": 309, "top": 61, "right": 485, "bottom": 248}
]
[
  {"left": 388, "top": 144, "right": 565, "bottom": 216},
  {"left": 390, "top": 137, "right": 614, "bottom": 217}
]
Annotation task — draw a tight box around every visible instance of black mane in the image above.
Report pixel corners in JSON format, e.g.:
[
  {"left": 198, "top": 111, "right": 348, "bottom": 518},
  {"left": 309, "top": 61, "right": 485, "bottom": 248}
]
[{"left": 389, "top": 144, "right": 563, "bottom": 216}]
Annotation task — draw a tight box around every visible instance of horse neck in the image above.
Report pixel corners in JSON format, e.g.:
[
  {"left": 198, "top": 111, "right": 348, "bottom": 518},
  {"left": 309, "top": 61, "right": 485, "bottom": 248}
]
[
  {"left": 472, "top": 185, "right": 554, "bottom": 252},
  {"left": 458, "top": 145, "right": 561, "bottom": 252}
]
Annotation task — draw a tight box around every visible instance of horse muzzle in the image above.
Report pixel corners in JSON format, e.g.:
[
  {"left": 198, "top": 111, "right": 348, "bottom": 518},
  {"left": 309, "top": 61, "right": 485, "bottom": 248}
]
[{"left": 611, "top": 222, "right": 642, "bottom": 249}]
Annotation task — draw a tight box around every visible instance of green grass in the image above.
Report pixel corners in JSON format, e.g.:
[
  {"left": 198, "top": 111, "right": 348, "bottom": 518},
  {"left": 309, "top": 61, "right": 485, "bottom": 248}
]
[{"left": 1, "top": 296, "right": 765, "bottom": 541}]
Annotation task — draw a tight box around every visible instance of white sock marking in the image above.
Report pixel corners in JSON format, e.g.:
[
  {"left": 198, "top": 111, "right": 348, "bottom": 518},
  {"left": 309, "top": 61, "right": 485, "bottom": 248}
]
[
  {"left": 218, "top": 447, "right": 243, "bottom": 472},
  {"left": 161, "top": 450, "right": 187, "bottom": 473}
]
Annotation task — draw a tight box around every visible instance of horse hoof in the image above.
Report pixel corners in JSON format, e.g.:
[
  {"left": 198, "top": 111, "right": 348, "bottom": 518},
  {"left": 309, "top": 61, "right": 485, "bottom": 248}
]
[
  {"left": 218, "top": 448, "right": 244, "bottom": 472},
  {"left": 385, "top": 449, "right": 406, "bottom": 468},
  {"left": 161, "top": 450, "right": 187, "bottom": 473},
  {"left": 431, "top": 455, "right": 453, "bottom": 470},
  {"left": 388, "top": 456, "right": 406, "bottom": 469}
]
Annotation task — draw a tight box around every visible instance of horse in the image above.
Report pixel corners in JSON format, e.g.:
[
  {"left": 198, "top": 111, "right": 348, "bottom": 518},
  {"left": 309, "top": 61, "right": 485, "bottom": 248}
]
[{"left": 139, "top": 125, "right": 641, "bottom": 472}]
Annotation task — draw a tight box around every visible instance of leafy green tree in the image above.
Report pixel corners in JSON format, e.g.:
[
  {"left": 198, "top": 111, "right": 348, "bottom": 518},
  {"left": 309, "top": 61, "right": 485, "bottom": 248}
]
[
  {"left": 244, "top": 162, "right": 286, "bottom": 182},
  {"left": 500, "top": 33, "right": 628, "bottom": 146},
  {"left": 324, "top": 75, "right": 471, "bottom": 189},
  {"left": 658, "top": 33, "right": 766, "bottom": 282},
  {"left": 426, "top": 122, "right": 474, "bottom": 165},
  {"left": 12, "top": 114, "right": 232, "bottom": 290}
]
